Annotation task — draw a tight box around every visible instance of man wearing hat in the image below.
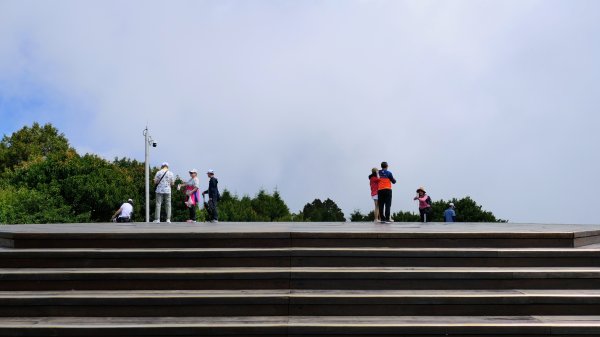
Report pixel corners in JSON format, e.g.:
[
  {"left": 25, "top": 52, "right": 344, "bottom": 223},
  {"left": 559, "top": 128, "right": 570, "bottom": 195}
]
[
  {"left": 202, "top": 169, "right": 220, "bottom": 223},
  {"left": 111, "top": 199, "right": 134, "bottom": 222},
  {"left": 154, "top": 162, "right": 175, "bottom": 223},
  {"left": 444, "top": 202, "right": 456, "bottom": 222}
]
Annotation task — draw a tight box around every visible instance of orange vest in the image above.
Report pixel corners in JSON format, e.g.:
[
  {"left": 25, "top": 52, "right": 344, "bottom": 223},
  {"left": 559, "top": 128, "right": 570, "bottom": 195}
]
[{"left": 378, "top": 170, "right": 395, "bottom": 190}]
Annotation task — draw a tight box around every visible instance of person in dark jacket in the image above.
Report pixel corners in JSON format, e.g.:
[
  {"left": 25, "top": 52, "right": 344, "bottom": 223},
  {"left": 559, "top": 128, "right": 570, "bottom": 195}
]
[
  {"left": 377, "top": 161, "right": 397, "bottom": 223},
  {"left": 202, "top": 169, "right": 220, "bottom": 222}
]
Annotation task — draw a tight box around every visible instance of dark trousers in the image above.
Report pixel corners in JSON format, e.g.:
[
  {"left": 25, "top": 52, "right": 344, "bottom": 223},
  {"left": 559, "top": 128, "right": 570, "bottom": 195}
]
[
  {"left": 208, "top": 199, "right": 218, "bottom": 220},
  {"left": 377, "top": 189, "right": 392, "bottom": 221},
  {"left": 419, "top": 207, "right": 432, "bottom": 222},
  {"left": 189, "top": 205, "right": 196, "bottom": 221}
]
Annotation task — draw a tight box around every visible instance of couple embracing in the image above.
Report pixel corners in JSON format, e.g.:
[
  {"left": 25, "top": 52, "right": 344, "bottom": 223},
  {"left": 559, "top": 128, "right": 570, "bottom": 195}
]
[{"left": 369, "top": 161, "right": 395, "bottom": 224}]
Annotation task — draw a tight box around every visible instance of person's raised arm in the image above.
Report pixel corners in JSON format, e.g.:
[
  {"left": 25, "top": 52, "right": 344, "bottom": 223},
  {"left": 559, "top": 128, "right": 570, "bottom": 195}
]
[{"left": 111, "top": 206, "right": 123, "bottom": 220}]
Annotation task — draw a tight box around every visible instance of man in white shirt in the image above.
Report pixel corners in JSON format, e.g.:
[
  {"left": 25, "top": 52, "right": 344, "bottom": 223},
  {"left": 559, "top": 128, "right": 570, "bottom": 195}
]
[
  {"left": 154, "top": 162, "right": 175, "bottom": 223},
  {"left": 111, "top": 199, "right": 134, "bottom": 222}
]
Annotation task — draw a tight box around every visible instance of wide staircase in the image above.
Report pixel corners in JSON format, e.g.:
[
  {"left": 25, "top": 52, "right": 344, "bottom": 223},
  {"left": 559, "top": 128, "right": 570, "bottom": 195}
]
[{"left": 0, "top": 222, "right": 599, "bottom": 336}]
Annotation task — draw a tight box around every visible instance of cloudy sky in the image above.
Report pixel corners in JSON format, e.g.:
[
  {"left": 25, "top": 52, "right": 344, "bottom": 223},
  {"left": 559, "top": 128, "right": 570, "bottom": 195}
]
[{"left": 1, "top": 0, "right": 599, "bottom": 224}]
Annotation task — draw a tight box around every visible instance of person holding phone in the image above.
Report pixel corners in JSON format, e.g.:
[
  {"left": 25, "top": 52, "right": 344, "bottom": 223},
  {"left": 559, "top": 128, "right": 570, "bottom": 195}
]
[{"left": 414, "top": 187, "right": 432, "bottom": 223}]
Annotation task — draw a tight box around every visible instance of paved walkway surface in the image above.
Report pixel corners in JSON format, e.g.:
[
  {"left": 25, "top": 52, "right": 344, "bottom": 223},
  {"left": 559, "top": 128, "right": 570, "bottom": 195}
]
[{"left": 1, "top": 222, "right": 598, "bottom": 234}]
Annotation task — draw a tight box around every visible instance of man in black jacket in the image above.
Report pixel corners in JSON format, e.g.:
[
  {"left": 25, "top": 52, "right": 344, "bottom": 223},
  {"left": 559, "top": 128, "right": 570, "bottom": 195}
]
[{"left": 202, "top": 169, "right": 220, "bottom": 222}]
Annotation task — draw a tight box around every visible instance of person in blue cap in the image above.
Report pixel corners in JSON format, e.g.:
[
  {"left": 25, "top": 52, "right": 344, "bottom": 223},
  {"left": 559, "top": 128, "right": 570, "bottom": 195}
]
[
  {"left": 202, "top": 169, "right": 220, "bottom": 223},
  {"left": 444, "top": 203, "right": 456, "bottom": 222}
]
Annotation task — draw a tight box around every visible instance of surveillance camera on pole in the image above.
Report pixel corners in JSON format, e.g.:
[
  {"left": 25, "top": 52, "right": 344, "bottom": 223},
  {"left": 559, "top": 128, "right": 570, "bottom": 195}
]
[{"left": 143, "top": 127, "right": 156, "bottom": 223}]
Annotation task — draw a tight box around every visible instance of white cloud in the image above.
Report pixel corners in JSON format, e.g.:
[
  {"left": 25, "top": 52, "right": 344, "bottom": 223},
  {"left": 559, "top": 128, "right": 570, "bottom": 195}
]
[{"left": 1, "top": 0, "right": 599, "bottom": 222}]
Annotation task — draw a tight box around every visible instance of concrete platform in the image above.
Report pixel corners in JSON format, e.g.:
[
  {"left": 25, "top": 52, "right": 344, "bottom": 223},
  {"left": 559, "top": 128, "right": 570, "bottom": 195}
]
[{"left": 1, "top": 222, "right": 599, "bottom": 248}]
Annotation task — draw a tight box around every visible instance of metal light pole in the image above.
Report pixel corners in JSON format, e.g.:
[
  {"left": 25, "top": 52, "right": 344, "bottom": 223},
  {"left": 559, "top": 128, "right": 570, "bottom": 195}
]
[{"left": 143, "top": 127, "right": 156, "bottom": 223}]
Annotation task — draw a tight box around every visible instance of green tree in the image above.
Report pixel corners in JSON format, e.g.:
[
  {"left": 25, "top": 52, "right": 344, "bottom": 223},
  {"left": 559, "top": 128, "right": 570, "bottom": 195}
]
[
  {"left": 4, "top": 152, "right": 145, "bottom": 222},
  {"left": 252, "top": 189, "right": 291, "bottom": 221},
  {"left": 0, "top": 123, "right": 154, "bottom": 224},
  {"left": 0, "top": 122, "right": 71, "bottom": 171},
  {"left": 214, "top": 189, "right": 292, "bottom": 222},
  {"left": 391, "top": 211, "right": 420, "bottom": 222},
  {"left": 431, "top": 196, "right": 506, "bottom": 222},
  {"left": 350, "top": 210, "right": 366, "bottom": 222},
  {"left": 0, "top": 123, "right": 508, "bottom": 225},
  {"left": 302, "top": 198, "right": 345, "bottom": 222},
  {"left": 0, "top": 185, "right": 87, "bottom": 224},
  {"left": 350, "top": 209, "right": 373, "bottom": 222}
]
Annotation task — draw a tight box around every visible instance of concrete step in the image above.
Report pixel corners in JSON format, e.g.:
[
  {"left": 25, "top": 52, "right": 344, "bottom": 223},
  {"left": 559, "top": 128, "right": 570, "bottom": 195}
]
[
  {"left": 1, "top": 267, "right": 600, "bottom": 291},
  {"left": 2, "top": 222, "right": 599, "bottom": 249},
  {"left": 2, "top": 247, "right": 600, "bottom": 268},
  {"left": 1, "top": 290, "right": 600, "bottom": 317},
  {"left": 0, "top": 316, "right": 598, "bottom": 336}
]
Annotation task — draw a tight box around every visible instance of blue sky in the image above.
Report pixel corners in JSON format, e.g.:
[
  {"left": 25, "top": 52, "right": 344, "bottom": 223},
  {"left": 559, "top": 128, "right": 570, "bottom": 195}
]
[{"left": 1, "top": 0, "right": 600, "bottom": 223}]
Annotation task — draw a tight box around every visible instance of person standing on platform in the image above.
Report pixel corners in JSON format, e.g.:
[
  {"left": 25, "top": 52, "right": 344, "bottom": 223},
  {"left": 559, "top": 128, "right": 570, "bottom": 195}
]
[
  {"left": 444, "top": 202, "right": 456, "bottom": 222},
  {"left": 179, "top": 169, "right": 201, "bottom": 223},
  {"left": 111, "top": 199, "right": 134, "bottom": 222},
  {"left": 377, "top": 162, "right": 396, "bottom": 224},
  {"left": 368, "top": 168, "right": 381, "bottom": 222},
  {"left": 154, "top": 162, "right": 175, "bottom": 223},
  {"left": 202, "top": 169, "right": 220, "bottom": 223},
  {"left": 414, "top": 187, "right": 433, "bottom": 223}
]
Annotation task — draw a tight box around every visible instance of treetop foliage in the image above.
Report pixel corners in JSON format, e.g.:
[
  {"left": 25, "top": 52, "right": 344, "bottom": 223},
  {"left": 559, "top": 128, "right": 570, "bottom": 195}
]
[
  {"left": 0, "top": 123, "right": 504, "bottom": 224},
  {"left": 0, "top": 122, "right": 71, "bottom": 171},
  {"left": 301, "top": 198, "right": 346, "bottom": 222}
]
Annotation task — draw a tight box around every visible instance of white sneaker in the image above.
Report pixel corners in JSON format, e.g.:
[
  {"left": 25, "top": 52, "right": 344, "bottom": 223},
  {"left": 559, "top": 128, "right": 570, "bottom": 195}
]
[
  {"left": 166, "top": 219, "right": 171, "bottom": 223},
  {"left": 211, "top": 220, "right": 219, "bottom": 223},
  {"left": 153, "top": 220, "right": 160, "bottom": 223}
]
